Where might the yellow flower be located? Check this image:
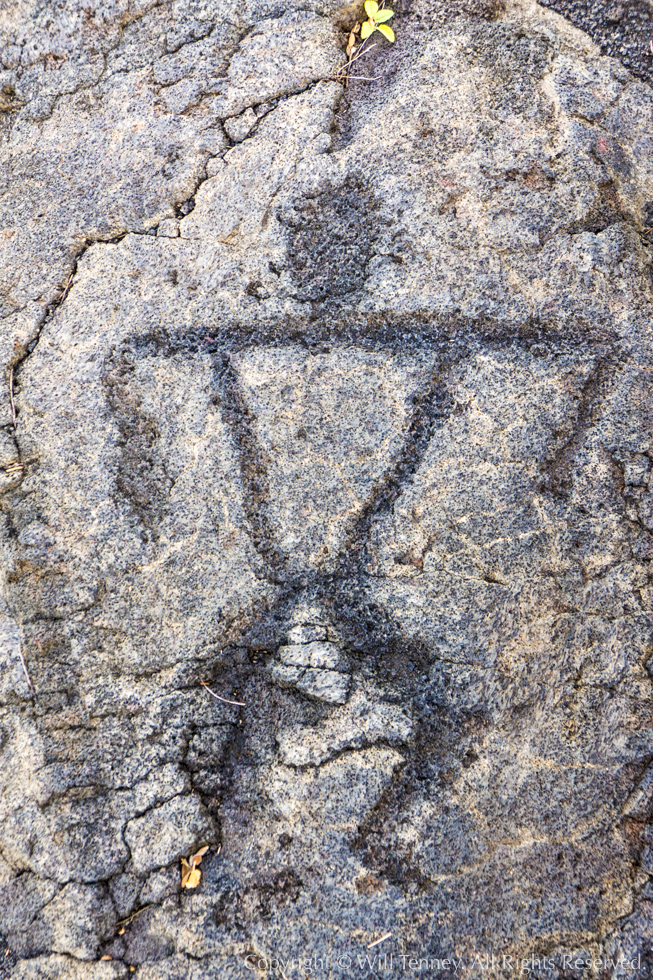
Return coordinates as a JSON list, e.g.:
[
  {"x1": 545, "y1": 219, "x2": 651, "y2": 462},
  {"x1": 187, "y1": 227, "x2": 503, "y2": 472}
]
[{"x1": 360, "y1": 0, "x2": 395, "y2": 41}]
